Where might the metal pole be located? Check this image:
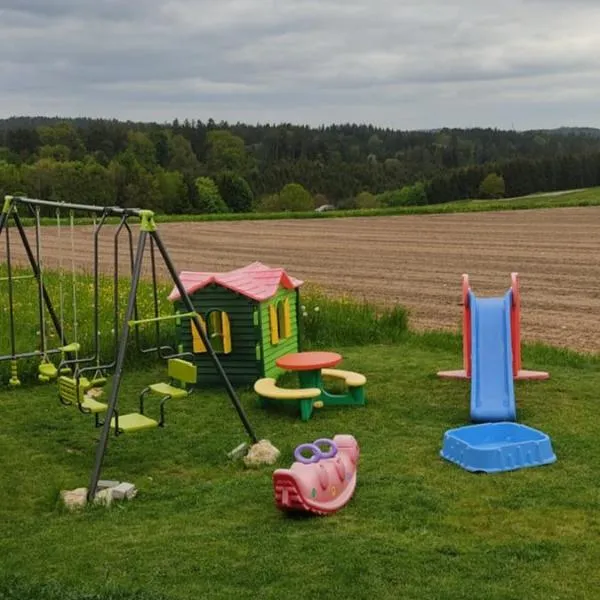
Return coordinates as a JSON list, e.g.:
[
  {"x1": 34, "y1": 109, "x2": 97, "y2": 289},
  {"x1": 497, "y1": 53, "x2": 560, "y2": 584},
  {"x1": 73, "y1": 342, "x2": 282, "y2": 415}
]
[
  {"x1": 33, "y1": 208, "x2": 47, "y2": 357},
  {"x1": 0, "y1": 348, "x2": 63, "y2": 362},
  {"x1": 5, "y1": 221, "x2": 17, "y2": 359},
  {"x1": 0, "y1": 211, "x2": 7, "y2": 239},
  {"x1": 151, "y1": 228, "x2": 259, "y2": 444},
  {"x1": 13, "y1": 196, "x2": 142, "y2": 217},
  {"x1": 87, "y1": 230, "x2": 149, "y2": 501}
]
